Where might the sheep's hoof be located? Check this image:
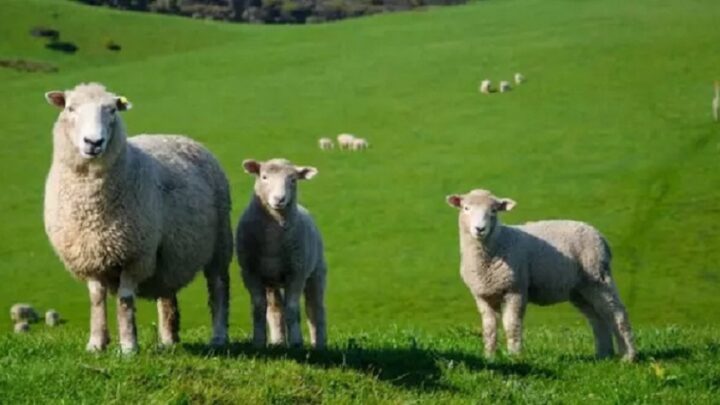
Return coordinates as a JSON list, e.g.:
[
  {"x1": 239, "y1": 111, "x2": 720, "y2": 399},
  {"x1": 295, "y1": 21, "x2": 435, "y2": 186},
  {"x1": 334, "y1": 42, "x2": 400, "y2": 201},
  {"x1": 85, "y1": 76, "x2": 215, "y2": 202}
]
[
  {"x1": 119, "y1": 344, "x2": 138, "y2": 356},
  {"x1": 621, "y1": 353, "x2": 637, "y2": 363},
  {"x1": 86, "y1": 340, "x2": 108, "y2": 353}
]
